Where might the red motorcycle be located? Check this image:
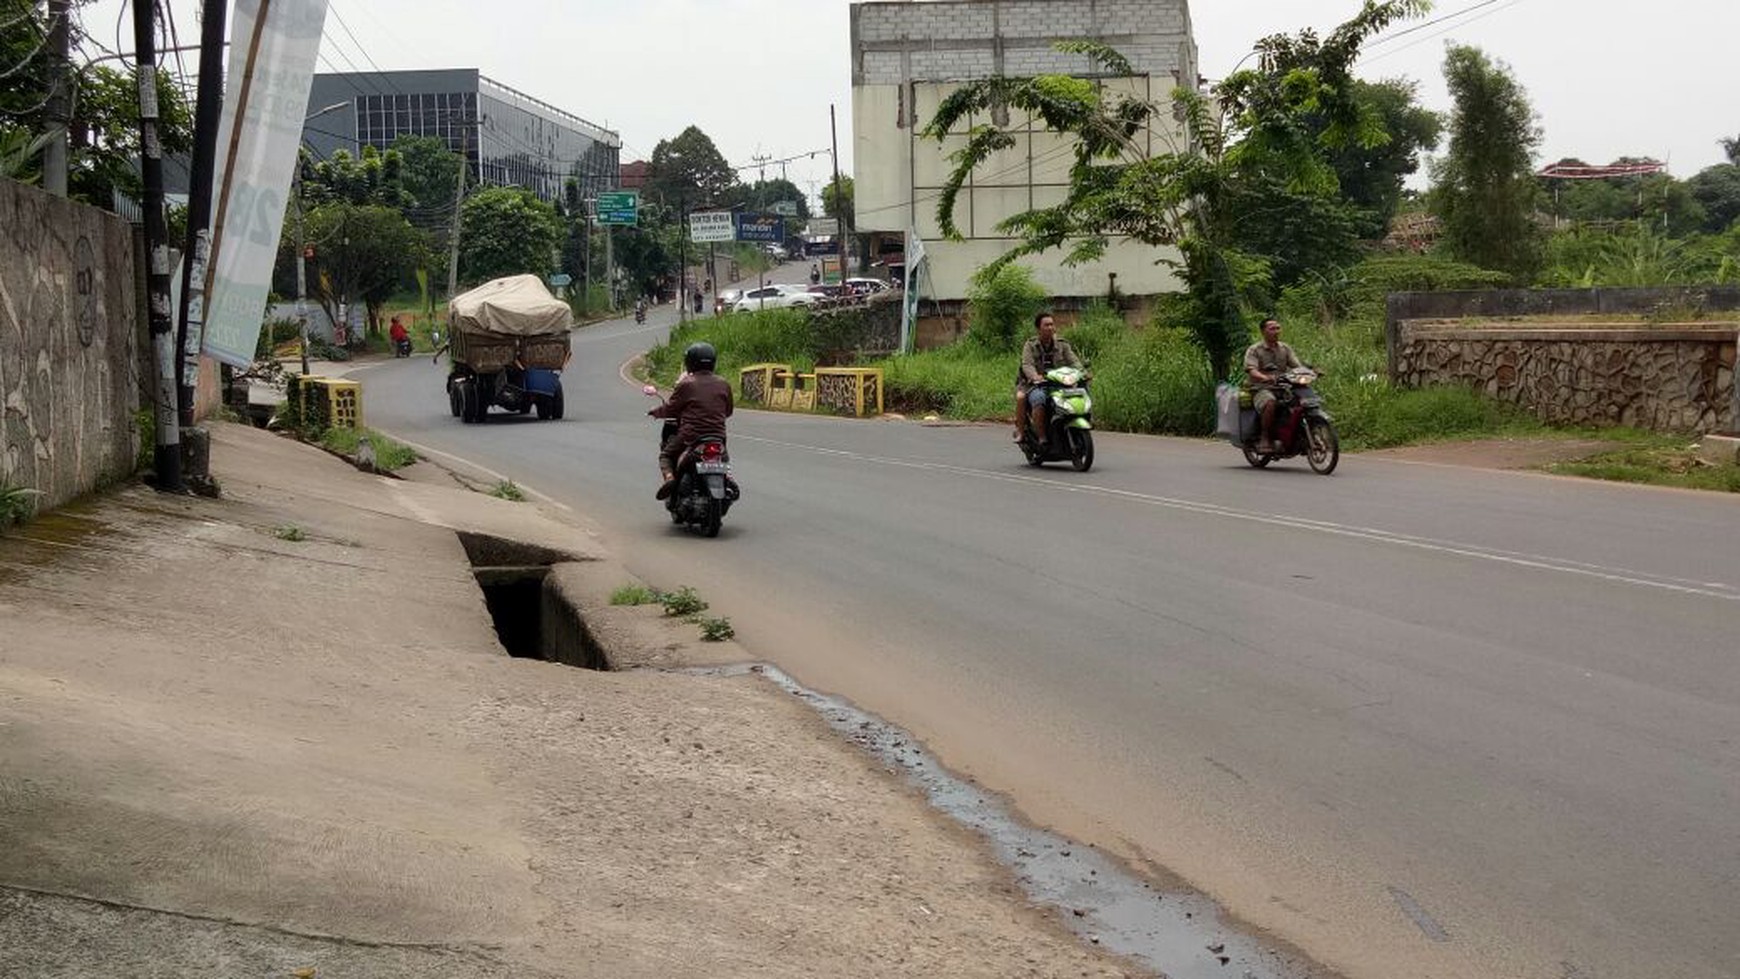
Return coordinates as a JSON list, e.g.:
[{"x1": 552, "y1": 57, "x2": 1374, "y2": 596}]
[{"x1": 1233, "y1": 366, "x2": 1339, "y2": 475}]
